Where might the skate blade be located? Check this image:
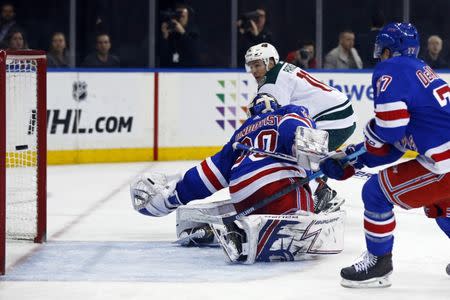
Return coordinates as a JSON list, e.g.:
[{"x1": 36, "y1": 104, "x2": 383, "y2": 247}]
[
  {"x1": 174, "y1": 229, "x2": 218, "y2": 247},
  {"x1": 319, "y1": 197, "x2": 345, "y2": 214},
  {"x1": 341, "y1": 273, "x2": 392, "y2": 288}
]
